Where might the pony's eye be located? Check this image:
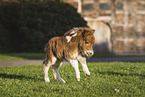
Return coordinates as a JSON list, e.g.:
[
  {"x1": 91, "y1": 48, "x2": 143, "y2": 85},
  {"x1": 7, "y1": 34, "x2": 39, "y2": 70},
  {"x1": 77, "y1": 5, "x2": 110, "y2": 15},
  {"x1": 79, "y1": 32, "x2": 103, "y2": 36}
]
[{"x1": 85, "y1": 41, "x2": 89, "y2": 44}]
